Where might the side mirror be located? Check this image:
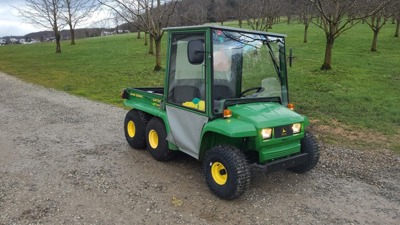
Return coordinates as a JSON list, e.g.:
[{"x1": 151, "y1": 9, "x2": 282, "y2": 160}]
[{"x1": 187, "y1": 40, "x2": 204, "y2": 64}]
